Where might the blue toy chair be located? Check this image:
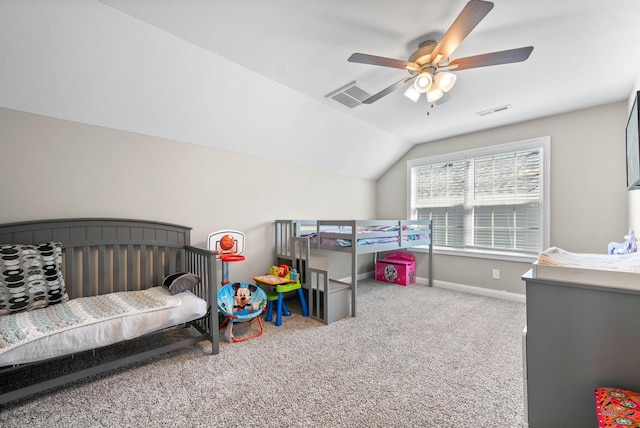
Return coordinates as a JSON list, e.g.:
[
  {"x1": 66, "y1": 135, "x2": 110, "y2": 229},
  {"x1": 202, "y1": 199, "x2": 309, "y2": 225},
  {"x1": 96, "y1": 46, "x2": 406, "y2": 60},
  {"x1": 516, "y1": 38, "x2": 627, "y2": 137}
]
[{"x1": 217, "y1": 282, "x2": 267, "y2": 342}]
